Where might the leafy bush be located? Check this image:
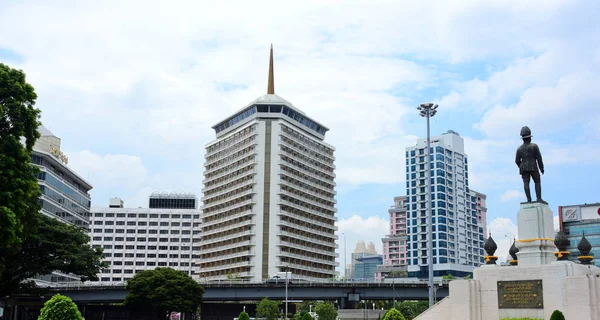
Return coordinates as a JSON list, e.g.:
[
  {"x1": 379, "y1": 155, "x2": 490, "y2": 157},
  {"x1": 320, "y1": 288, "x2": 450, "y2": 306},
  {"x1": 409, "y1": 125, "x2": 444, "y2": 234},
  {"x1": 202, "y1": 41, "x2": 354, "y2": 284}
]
[
  {"x1": 301, "y1": 313, "x2": 313, "y2": 320},
  {"x1": 315, "y1": 302, "x2": 337, "y2": 320},
  {"x1": 383, "y1": 308, "x2": 406, "y2": 320},
  {"x1": 38, "y1": 294, "x2": 83, "y2": 320},
  {"x1": 238, "y1": 311, "x2": 250, "y2": 320},
  {"x1": 549, "y1": 310, "x2": 565, "y2": 320},
  {"x1": 256, "y1": 298, "x2": 280, "y2": 320}
]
